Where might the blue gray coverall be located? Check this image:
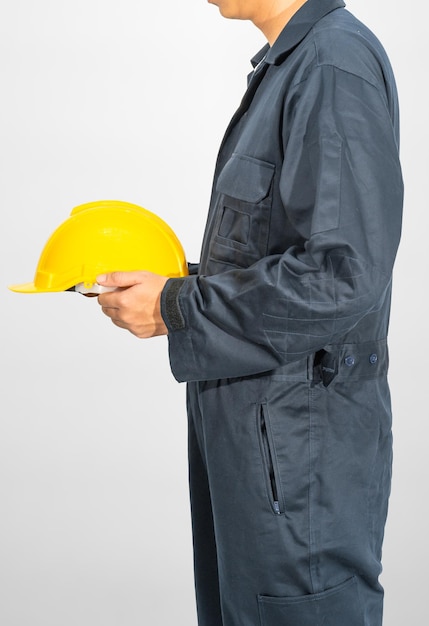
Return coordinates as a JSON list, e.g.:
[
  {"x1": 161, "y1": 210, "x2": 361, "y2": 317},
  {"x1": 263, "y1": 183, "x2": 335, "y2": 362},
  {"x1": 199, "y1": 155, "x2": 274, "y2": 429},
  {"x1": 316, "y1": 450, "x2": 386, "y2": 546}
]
[{"x1": 160, "y1": 1, "x2": 403, "y2": 624}]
